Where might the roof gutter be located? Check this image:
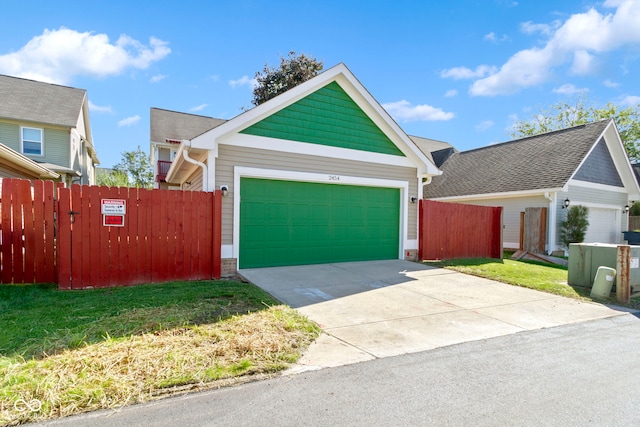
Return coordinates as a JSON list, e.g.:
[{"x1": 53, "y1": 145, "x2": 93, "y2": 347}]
[{"x1": 181, "y1": 139, "x2": 208, "y2": 191}]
